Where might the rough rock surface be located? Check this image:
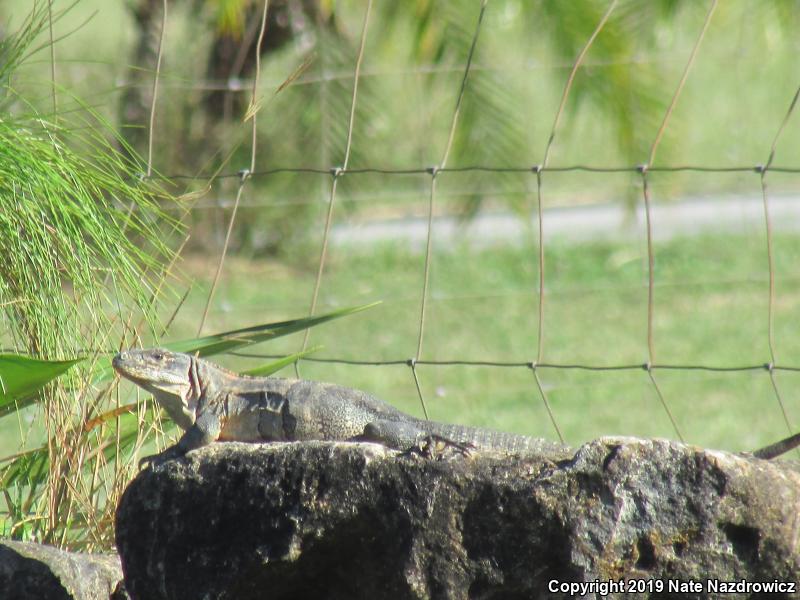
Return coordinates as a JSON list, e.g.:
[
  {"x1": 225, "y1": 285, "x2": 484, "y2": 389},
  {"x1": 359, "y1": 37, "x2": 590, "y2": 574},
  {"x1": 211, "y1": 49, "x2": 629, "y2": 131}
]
[
  {"x1": 116, "y1": 439, "x2": 800, "y2": 600},
  {"x1": 0, "y1": 540, "x2": 127, "y2": 600}
]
